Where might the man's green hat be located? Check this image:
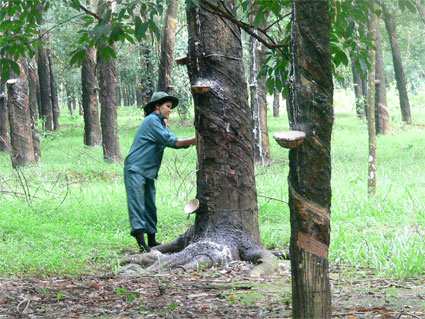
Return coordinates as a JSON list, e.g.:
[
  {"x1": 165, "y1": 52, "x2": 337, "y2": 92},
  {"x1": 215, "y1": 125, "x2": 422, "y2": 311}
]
[{"x1": 144, "y1": 91, "x2": 179, "y2": 111}]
